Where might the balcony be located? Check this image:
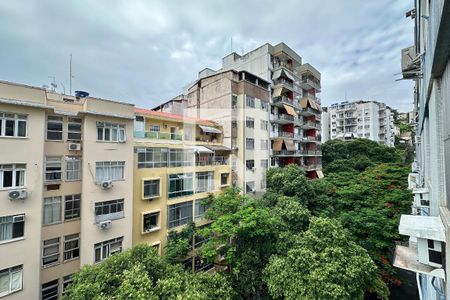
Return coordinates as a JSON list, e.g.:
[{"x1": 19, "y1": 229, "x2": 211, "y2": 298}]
[
  {"x1": 303, "y1": 164, "x2": 322, "y2": 171},
  {"x1": 271, "y1": 150, "x2": 302, "y2": 157},
  {"x1": 301, "y1": 120, "x2": 319, "y2": 129},
  {"x1": 303, "y1": 136, "x2": 319, "y2": 143},
  {"x1": 273, "y1": 78, "x2": 294, "y2": 90},
  {"x1": 300, "y1": 107, "x2": 320, "y2": 117},
  {"x1": 270, "y1": 131, "x2": 299, "y2": 139},
  {"x1": 273, "y1": 97, "x2": 301, "y2": 110},
  {"x1": 302, "y1": 150, "x2": 322, "y2": 156},
  {"x1": 195, "y1": 156, "x2": 229, "y2": 166},
  {"x1": 134, "y1": 131, "x2": 183, "y2": 141},
  {"x1": 270, "y1": 114, "x2": 299, "y2": 125}
]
